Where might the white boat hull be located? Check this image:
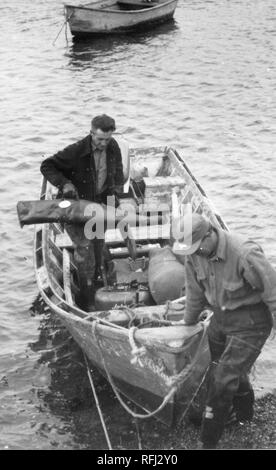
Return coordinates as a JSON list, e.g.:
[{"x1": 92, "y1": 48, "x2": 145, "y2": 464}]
[{"x1": 65, "y1": 1, "x2": 178, "y2": 37}]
